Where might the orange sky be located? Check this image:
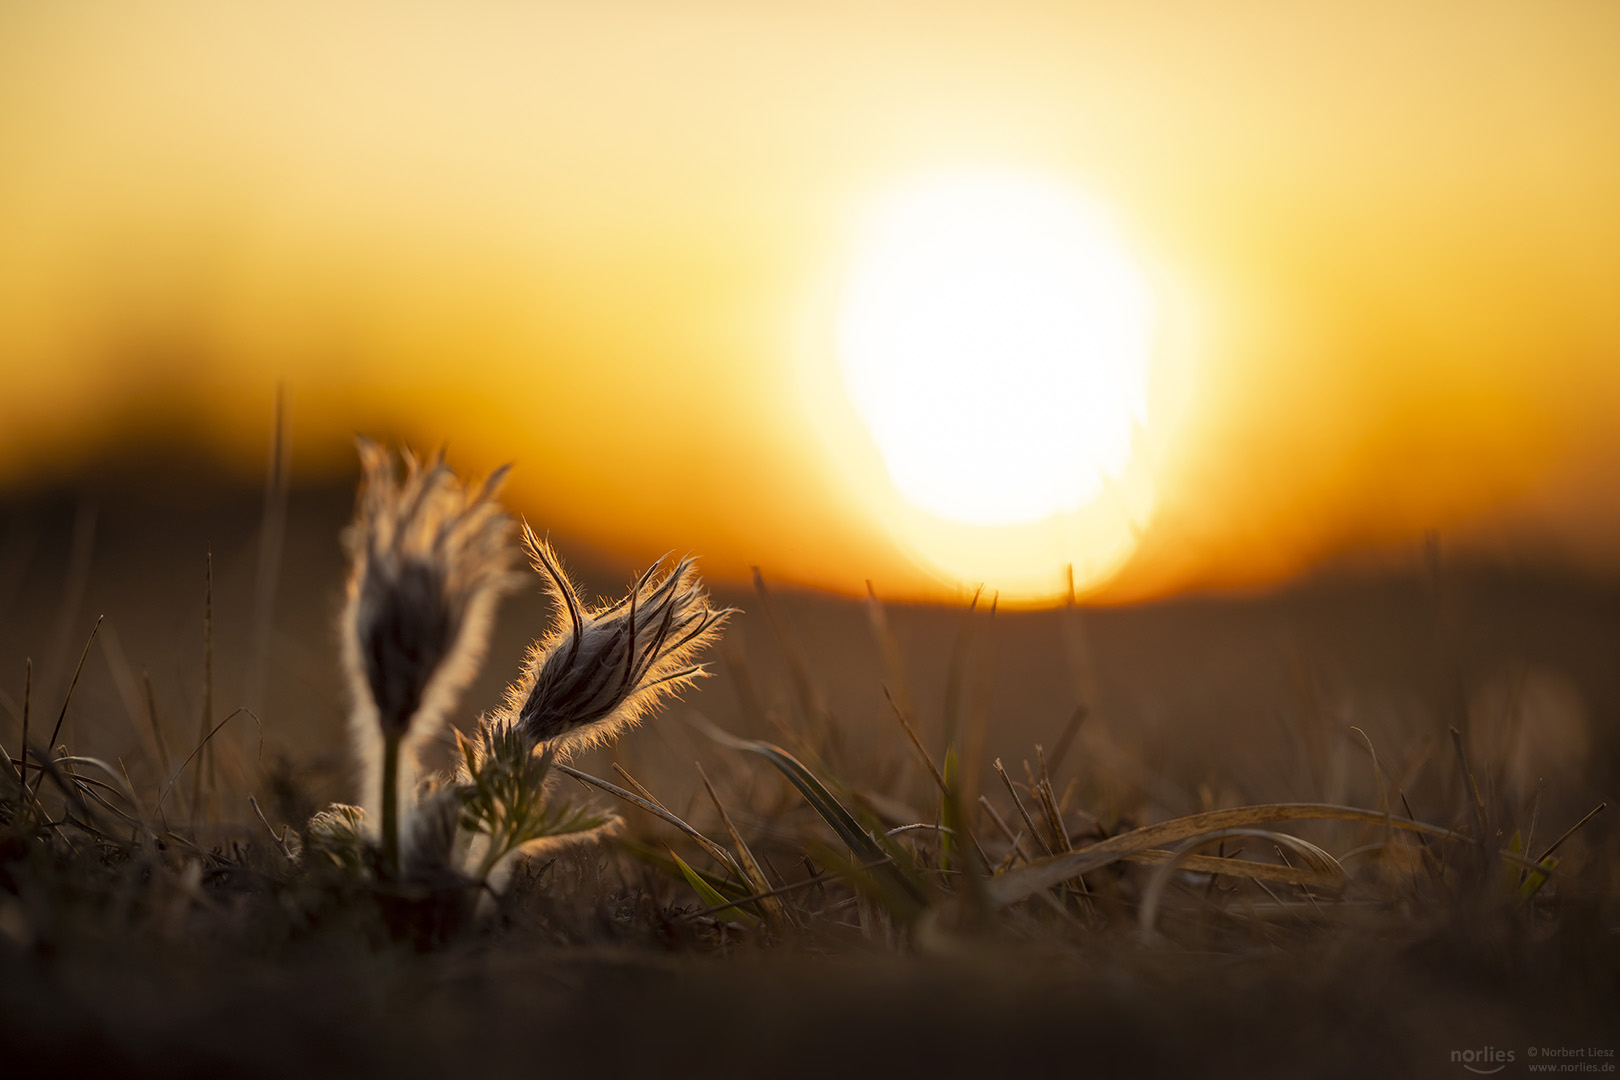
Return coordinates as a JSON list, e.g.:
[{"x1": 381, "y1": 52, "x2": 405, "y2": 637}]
[{"x1": 2, "y1": 2, "x2": 1618, "y2": 602}]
